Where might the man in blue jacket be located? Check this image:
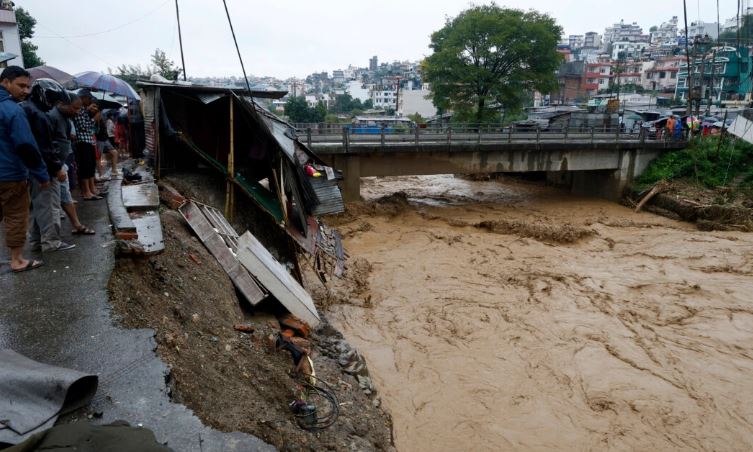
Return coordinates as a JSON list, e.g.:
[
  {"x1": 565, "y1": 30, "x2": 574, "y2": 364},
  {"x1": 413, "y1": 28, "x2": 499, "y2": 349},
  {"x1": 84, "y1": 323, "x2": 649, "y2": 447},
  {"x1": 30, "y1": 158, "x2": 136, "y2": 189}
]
[{"x1": 0, "y1": 66, "x2": 49, "y2": 272}]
